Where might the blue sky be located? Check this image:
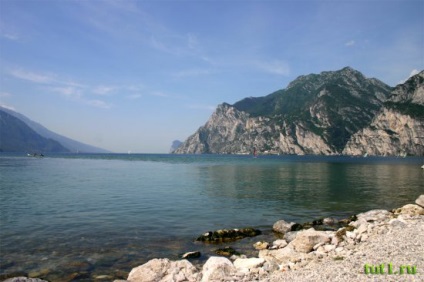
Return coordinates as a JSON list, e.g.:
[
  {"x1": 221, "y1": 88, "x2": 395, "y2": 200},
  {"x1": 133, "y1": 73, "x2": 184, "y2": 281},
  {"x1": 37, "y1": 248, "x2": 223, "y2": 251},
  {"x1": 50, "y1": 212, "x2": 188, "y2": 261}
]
[{"x1": 1, "y1": 0, "x2": 423, "y2": 153}]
